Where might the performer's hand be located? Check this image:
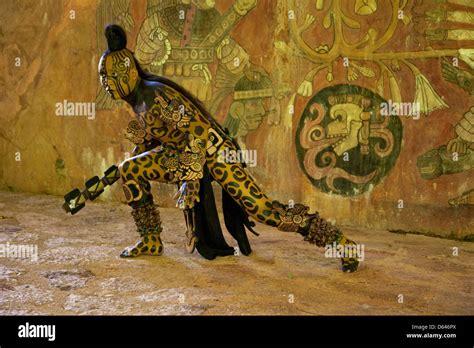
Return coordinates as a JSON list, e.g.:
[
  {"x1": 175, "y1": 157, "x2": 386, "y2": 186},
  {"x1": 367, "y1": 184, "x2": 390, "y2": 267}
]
[{"x1": 174, "y1": 181, "x2": 200, "y2": 209}]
